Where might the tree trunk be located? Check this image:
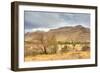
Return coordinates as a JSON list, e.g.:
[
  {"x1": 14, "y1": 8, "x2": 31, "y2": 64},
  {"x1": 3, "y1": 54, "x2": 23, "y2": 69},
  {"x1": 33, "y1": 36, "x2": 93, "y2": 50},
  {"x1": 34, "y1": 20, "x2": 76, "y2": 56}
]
[{"x1": 43, "y1": 46, "x2": 47, "y2": 54}]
